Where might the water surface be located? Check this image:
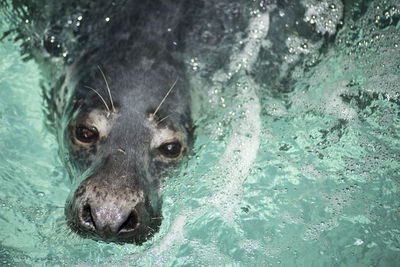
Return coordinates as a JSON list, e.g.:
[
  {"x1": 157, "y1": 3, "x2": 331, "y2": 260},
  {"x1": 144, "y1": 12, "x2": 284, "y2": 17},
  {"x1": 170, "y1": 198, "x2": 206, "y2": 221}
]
[{"x1": 1, "y1": 0, "x2": 399, "y2": 265}]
